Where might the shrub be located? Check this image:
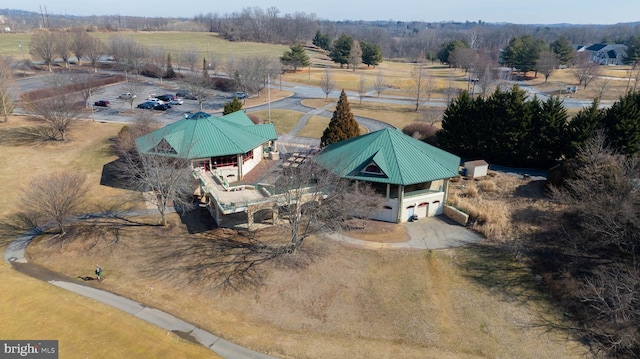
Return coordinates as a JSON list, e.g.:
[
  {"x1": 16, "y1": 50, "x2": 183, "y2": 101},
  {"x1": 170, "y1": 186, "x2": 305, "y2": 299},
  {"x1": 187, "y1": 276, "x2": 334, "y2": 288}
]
[{"x1": 477, "y1": 179, "x2": 497, "y2": 192}]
